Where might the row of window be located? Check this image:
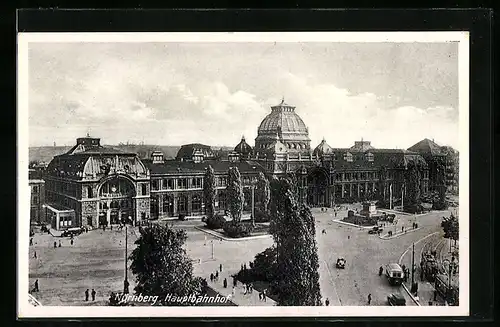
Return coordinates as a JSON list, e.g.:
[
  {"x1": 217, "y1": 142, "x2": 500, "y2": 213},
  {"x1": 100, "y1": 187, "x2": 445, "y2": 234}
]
[{"x1": 150, "y1": 175, "x2": 259, "y2": 191}]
